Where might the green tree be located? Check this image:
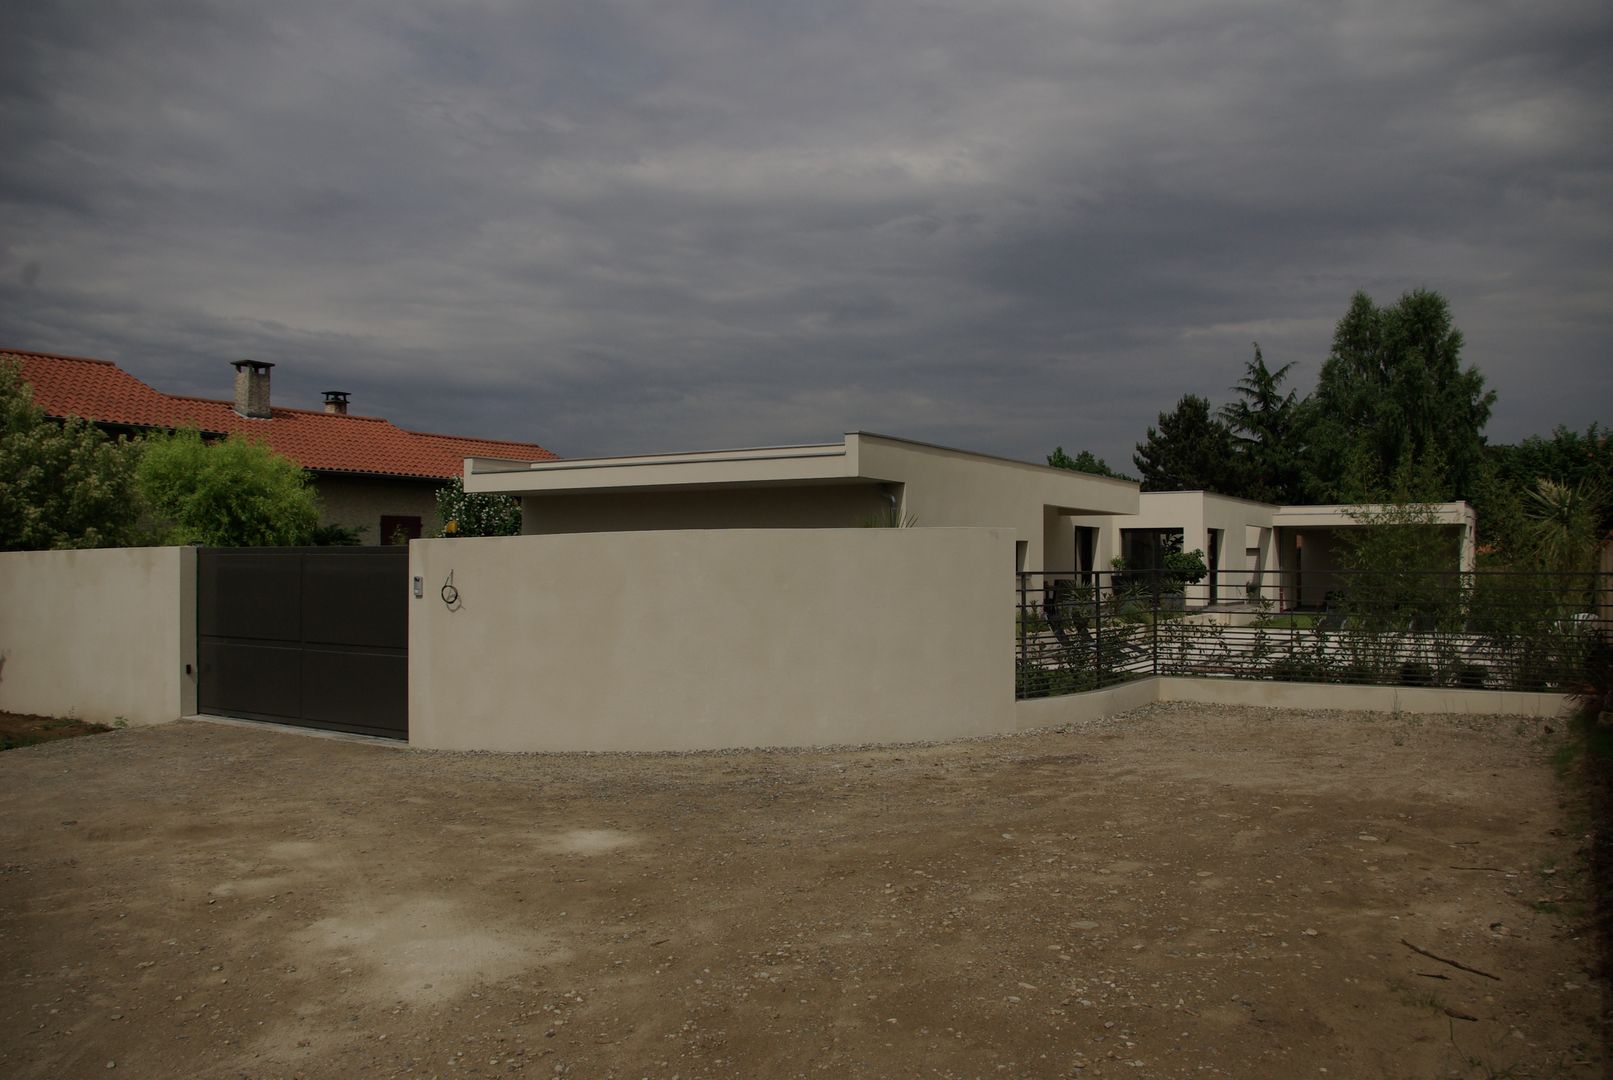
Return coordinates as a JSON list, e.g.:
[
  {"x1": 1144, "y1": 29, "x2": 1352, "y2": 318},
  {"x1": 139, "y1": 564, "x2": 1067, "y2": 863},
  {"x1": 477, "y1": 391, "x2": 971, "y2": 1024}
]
[
  {"x1": 1335, "y1": 470, "x2": 1464, "y2": 651},
  {"x1": 1306, "y1": 289, "x2": 1494, "y2": 502},
  {"x1": 1524, "y1": 478, "x2": 1603, "y2": 574},
  {"x1": 1, "y1": 360, "x2": 140, "y2": 550},
  {"x1": 1132, "y1": 394, "x2": 1242, "y2": 493},
  {"x1": 1046, "y1": 446, "x2": 1132, "y2": 480},
  {"x1": 137, "y1": 429, "x2": 320, "y2": 546},
  {"x1": 1220, "y1": 343, "x2": 1306, "y2": 503},
  {"x1": 1338, "y1": 492, "x2": 1458, "y2": 579},
  {"x1": 434, "y1": 476, "x2": 521, "y2": 537},
  {"x1": 1481, "y1": 423, "x2": 1612, "y2": 548}
]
